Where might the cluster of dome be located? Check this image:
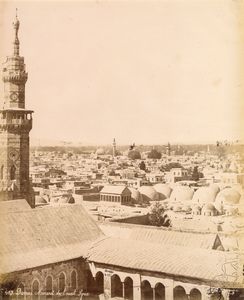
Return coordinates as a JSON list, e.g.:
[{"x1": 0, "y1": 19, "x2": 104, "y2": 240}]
[
  {"x1": 129, "y1": 184, "x2": 172, "y2": 204},
  {"x1": 35, "y1": 194, "x2": 75, "y2": 206},
  {"x1": 129, "y1": 183, "x2": 242, "y2": 217}
]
